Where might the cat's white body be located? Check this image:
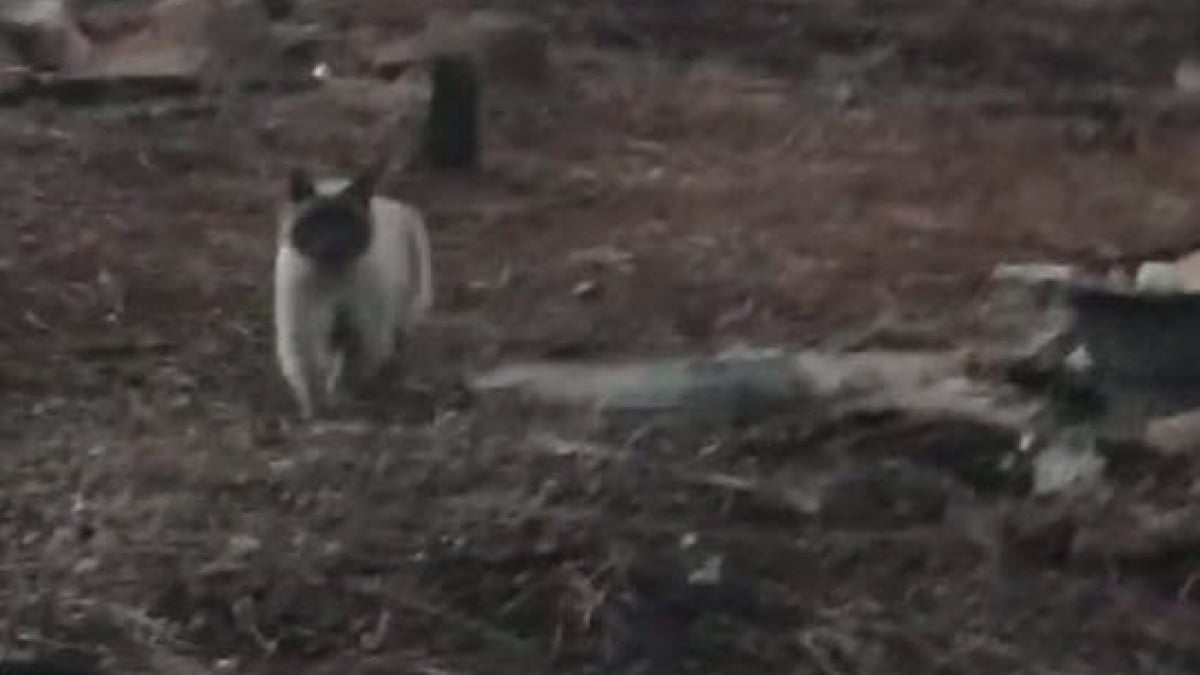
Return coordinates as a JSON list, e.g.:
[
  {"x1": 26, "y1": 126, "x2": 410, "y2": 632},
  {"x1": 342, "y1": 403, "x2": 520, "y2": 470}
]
[{"x1": 274, "y1": 178, "x2": 433, "y2": 417}]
